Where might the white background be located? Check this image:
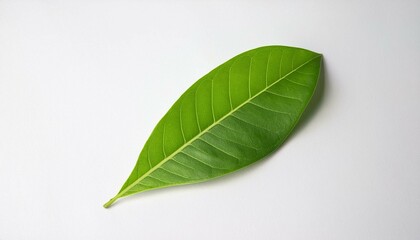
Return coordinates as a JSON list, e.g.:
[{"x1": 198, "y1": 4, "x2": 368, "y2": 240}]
[{"x1": 1, "y1": 0, "x2": 419, "y2": 239}]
